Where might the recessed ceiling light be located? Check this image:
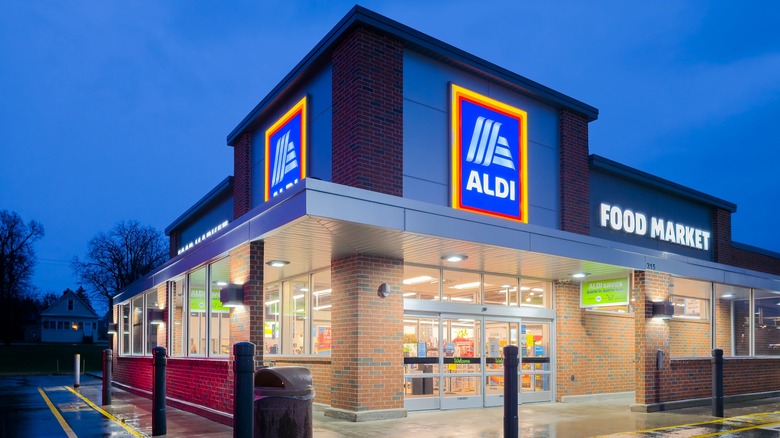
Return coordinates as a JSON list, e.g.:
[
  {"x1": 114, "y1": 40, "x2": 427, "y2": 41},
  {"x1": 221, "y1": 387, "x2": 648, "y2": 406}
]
[
  {"x1": 266, "y1": 260, "x2": 290, "y2": 267},
  {"x1": 571, "y1": 273, "x2": 589, "y2": 279},
  {"x1": 442, "y1": 255, "x2": 468, "y2": 263}
]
